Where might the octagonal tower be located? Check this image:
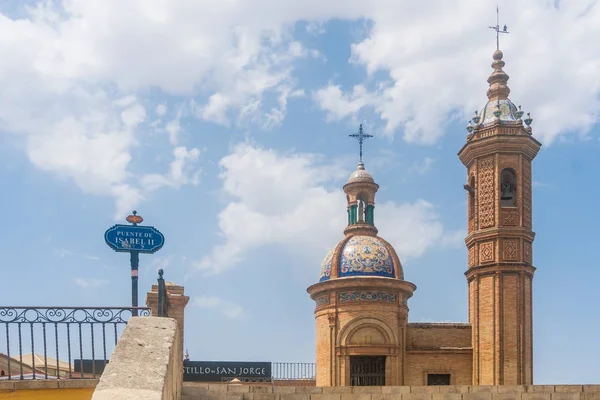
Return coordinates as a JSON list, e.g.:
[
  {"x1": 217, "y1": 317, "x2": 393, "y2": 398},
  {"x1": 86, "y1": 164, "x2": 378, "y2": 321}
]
[
  {"x1": 307, "y1": 157, "x2": 416, "y2": 387},
  {"x1": 459, "y1": 49, "x2": 541, "y2": 385}
]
